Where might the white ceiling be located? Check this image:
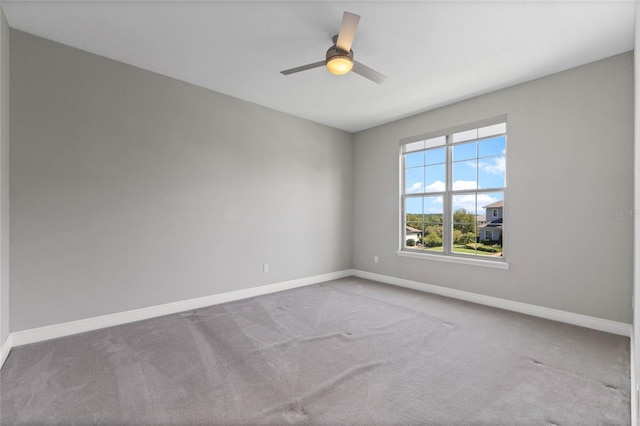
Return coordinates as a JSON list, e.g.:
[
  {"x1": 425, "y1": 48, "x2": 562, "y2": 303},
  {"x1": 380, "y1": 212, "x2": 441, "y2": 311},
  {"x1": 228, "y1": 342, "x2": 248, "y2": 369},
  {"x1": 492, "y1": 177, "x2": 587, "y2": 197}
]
[{"x1": 2, "y1": 1, "x2": 635, "y2": 133}]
